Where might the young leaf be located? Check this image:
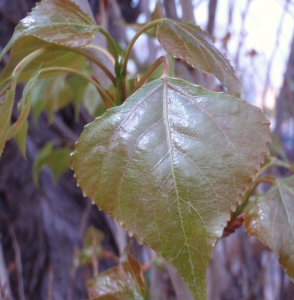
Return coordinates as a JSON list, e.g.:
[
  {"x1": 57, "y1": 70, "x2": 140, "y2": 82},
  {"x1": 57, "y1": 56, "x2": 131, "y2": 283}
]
[
  {"x1": 33, "y1": 142, "x2": 71, "y2": 185},
  {"x1": 157, "y1": 19, "x2": 241, "y2": 97},
  {"x1": 0, "y1": 90, "x2": 14, "y2": 156},
  {"x1": 0, "y1": 0, "x2": 99, "y2": 61},
  {"x1": 9, "y1": 69, "x2": 41, "y2": 138},
  {"x1": 88, "y1": 254, "x2": 146, "y2": 300},
  {"x1": 244, "y1": 176, "x2": 294, "y2": 281},
  {"x1": 72, "y1": 76, "x2": 270, "y2": 299},
  {"x1": 0, "y1": 36, "x2": 85, "y2": 84},
  {"x1": 31, "y1": 76, "x2": 73, "y2": 123},
  {"x1": 45, "y1": 148, "x2": 71, "y2": 183},
  {"x1": 14, "y1": 120, "x2": 29, "y2": 159}
]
